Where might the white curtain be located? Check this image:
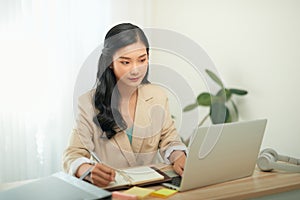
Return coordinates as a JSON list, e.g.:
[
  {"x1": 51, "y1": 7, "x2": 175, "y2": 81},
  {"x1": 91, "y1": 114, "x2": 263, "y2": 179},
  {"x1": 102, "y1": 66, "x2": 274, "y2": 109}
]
[{"x1": 0, "y1": 0, "x2": 111, "y2": 182}]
